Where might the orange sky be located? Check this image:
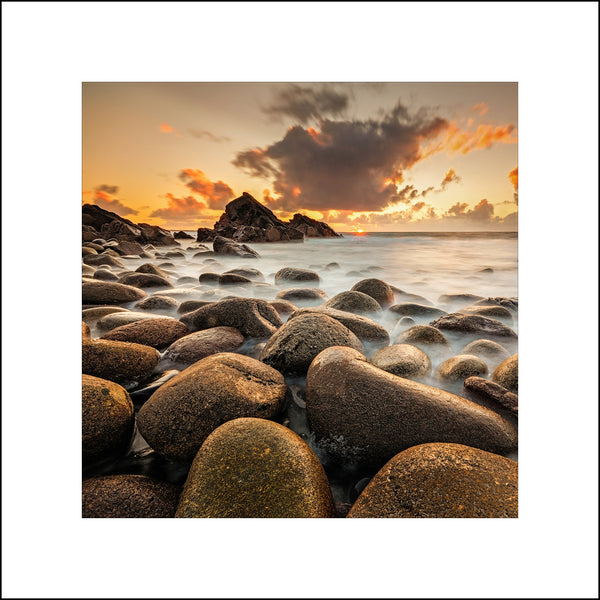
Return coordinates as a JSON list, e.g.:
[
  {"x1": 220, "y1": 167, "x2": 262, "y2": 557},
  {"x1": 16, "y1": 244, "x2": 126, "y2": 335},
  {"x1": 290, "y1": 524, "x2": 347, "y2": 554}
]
[{"x1": 82, "y1": 82, "x2": 518, "y2": 232}]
